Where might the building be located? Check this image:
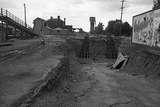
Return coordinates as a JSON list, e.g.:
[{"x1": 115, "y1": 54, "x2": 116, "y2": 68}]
[
  {"x1": 46, "y1": 16, "x2": 65, "y2": 29},
  {"x1": 33, "y1": 16, "x2": 73, "y2": 35},
  {"x1": 33, "y1": 18, "x2": 45, "y2": 35}
]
